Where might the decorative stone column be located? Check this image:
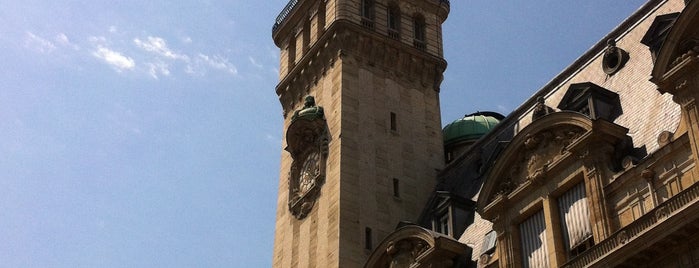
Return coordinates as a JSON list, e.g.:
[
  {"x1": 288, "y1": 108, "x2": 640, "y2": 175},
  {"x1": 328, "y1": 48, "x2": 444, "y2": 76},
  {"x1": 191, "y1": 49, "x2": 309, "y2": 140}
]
[
  {"x1": 577, "y1": 141, "x2": 617, "y2": 241},
  {"x1": 493, "y1": 219, "x2": 521, "y2": 268}
]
